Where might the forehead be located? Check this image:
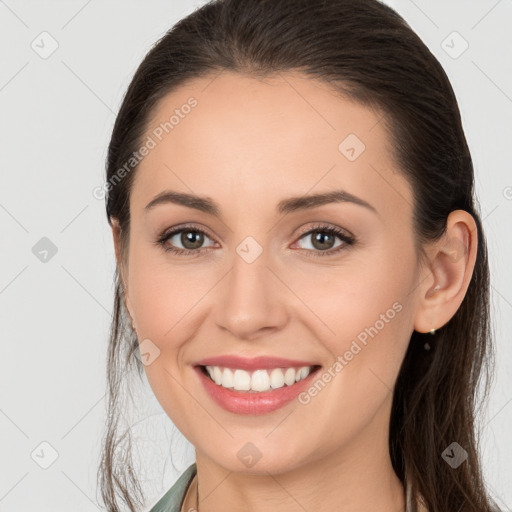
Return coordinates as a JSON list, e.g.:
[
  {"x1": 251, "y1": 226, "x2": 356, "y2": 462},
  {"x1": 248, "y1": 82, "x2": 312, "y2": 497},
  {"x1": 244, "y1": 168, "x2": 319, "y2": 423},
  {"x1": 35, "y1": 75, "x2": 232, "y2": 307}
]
[{"x1": 131, "y1": 70, "x2": 413, "y2": 226}]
